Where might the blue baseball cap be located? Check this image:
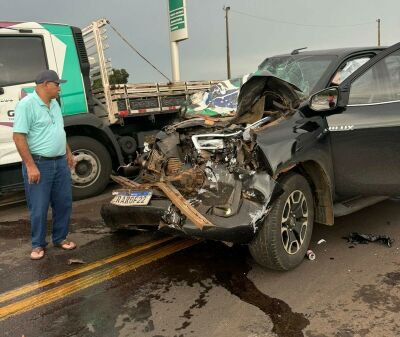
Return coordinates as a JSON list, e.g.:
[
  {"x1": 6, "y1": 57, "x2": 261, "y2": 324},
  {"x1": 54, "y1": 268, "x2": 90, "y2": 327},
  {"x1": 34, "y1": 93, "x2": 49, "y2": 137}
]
[{"x1": 35, "y1": 70, "x2": 67, "y2": 84}]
